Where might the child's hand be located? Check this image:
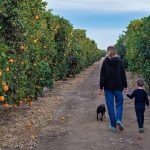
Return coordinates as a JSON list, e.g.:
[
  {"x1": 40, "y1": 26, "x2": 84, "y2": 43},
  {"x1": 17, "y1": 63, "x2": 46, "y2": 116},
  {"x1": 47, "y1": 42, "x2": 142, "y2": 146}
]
[{"x1": 98, "y1": 89, "x2": 103, "y2": 96}]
